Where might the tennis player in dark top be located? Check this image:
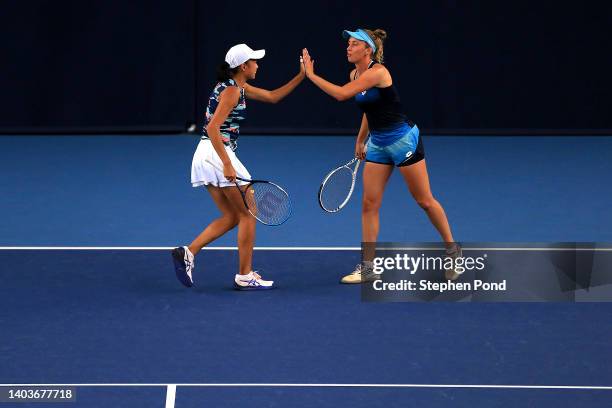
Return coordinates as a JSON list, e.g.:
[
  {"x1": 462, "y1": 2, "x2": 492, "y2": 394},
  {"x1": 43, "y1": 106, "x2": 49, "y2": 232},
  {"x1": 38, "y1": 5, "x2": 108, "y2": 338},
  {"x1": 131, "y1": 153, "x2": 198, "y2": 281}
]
[{"x1": 302, "y1": 29, "x2": 462, "y2": 283}]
